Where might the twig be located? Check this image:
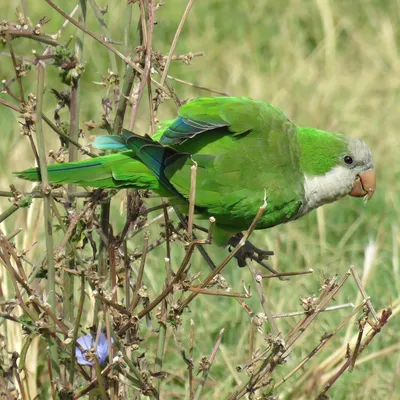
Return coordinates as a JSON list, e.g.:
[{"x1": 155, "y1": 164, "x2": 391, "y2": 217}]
[
  {"x1": 47, "y1": 356, "x2": 56, "y2": 400},
  {"x1": 94, "y1": 199, "x2": 111, "y2": 321},
  {"x1": 6, "y1": 34, "x2": 24, "y2": 102},
  {"x1": 273, "y1": 303, "x2": 355, "y2": 319},
  {"x1": 178, "y1": 192, "x2": 268, "y2": 312},
  {"x1": 93, "y1": 358, "x2": 108, "y2": 400},
  {"x1": 0, "y1": 204, "x2": 19, "y2": 224},
  {"x1": 285, "y1": 273, "x2": 351, "y2": 350},
  {"x1": 118, "y1": 238, "x2": 202, "y2": 335},
  {"x1": 44, "y1": 0, "x2": 169, "y2": 94},
  {"x1": 88, "y1": 0, "x2": 118, "y2": 73},
  {"x1": 128, "y1": 0, "x2": 155, "y2": 130},
  {"x1": 69, "y1": 272, "x2": 86, "y2": 385},
  {"x1": 3, "y1": 28, "x2": 59, "y2": 46},
  {"x1": 130, "y1": 232, "x2": 150, "y2": 312},
  {"x1": 5, "y1": 228, "x2": 22, "y2": 241},
  {"x1": 348, "y1": 308, "x2": 368, "y2": 373},
  {"x1": 154, "y1": 256, "x2": 169, "y2": 395},
  {"x1": 94, "y1": 293, "x2": 131, "y2": 316},
  {"x1": 162, "y1": 199, "x2": 172, "y2": 261},
  {"x1": 0, "y1": 97, "x2": 21, "y2": 112},
  {"x1": 194, "y1": 328, "x2": 224, "y2": 400},
  {"x1": 55, "y1": 189, "x2": 103, "y2": 252},
  {"x1": 42, "y1": 113, "x2": 97, "y2": 157},
  {"x1": 64, "y1": 0, "x2": 86, "y2": 328},
  {"x1": 166, "y1": 75, "x2": 229, "y2": 96},
  {"x1": 261, "y1": 268, "x2": 314, "y2": 279},
  {"x1": 35, "y1": 61, "x2": 59, "y2": 371},
  {"x1": 110, "y1": 327, "x2": 154, "y2": 394},
  {"x1": 50, "y1": 4, "x2": 79, "y2": 40},
  {"x1": 316, "y1": 308, "x2": 392, "y2": 398},
  {"x1": 187, "y1": 286, "x2": 250, "y2": 298},
  {"x1": 187, "y1": 160, "x2": 197, "y2": 240},
  {"x1": 189, "y1": 319, "x2": 195, "y2": 400},
  {"x1": 131, "y1": 207, "x2": 174, "y2": 238},
  {"x1": 168, "y1": 51, "x2": 204, "y2": 62},
  {"x1": 159, "y1": 0, "x2": 196, "y2": 86},
  {"x1": 274, "y1": 299, "x2": 368, "y2": 390},
  {"x1": 0, "y1": 190, "x2": 93, "y2": 199},
  {"x1": 350, "y1": 265, "x2": 379, "y2": 323},
  {"x1": 248, "y1": 264, "x2": 280, "y2": 336},
  {"x1": 73, "y1": 363, "x2": 115, "y2": 399}
]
